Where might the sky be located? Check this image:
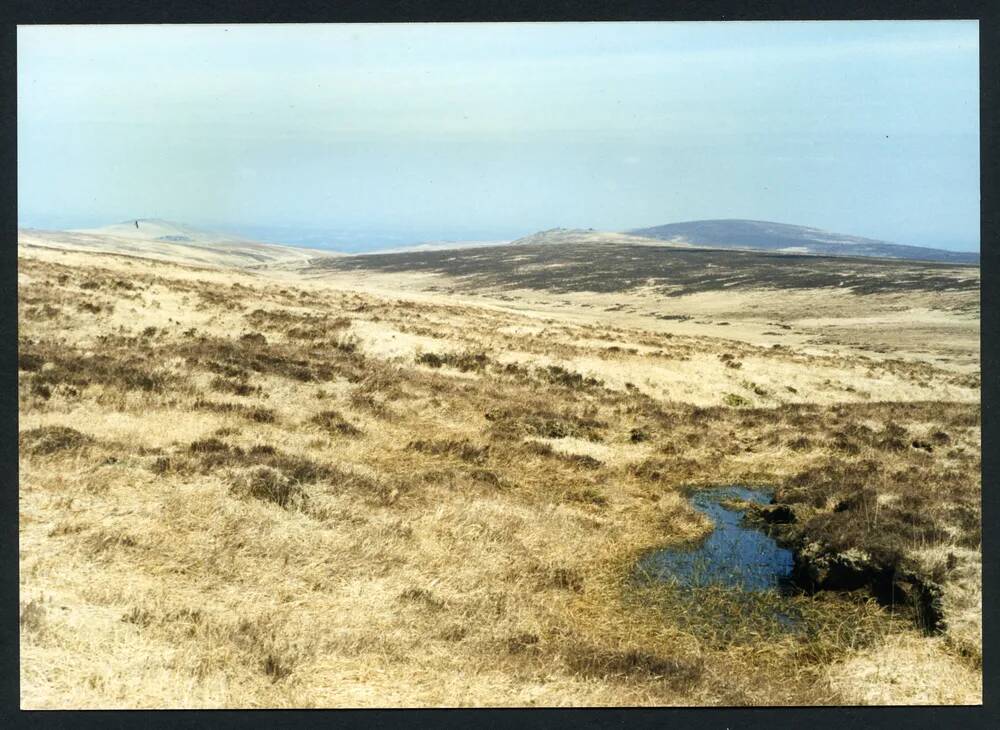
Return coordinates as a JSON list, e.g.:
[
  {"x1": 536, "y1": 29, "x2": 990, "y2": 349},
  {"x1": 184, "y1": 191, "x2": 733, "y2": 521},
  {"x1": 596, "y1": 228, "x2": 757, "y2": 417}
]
[{"x1": 17, "y1": 21, "x2": 980, "y2": 252}]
